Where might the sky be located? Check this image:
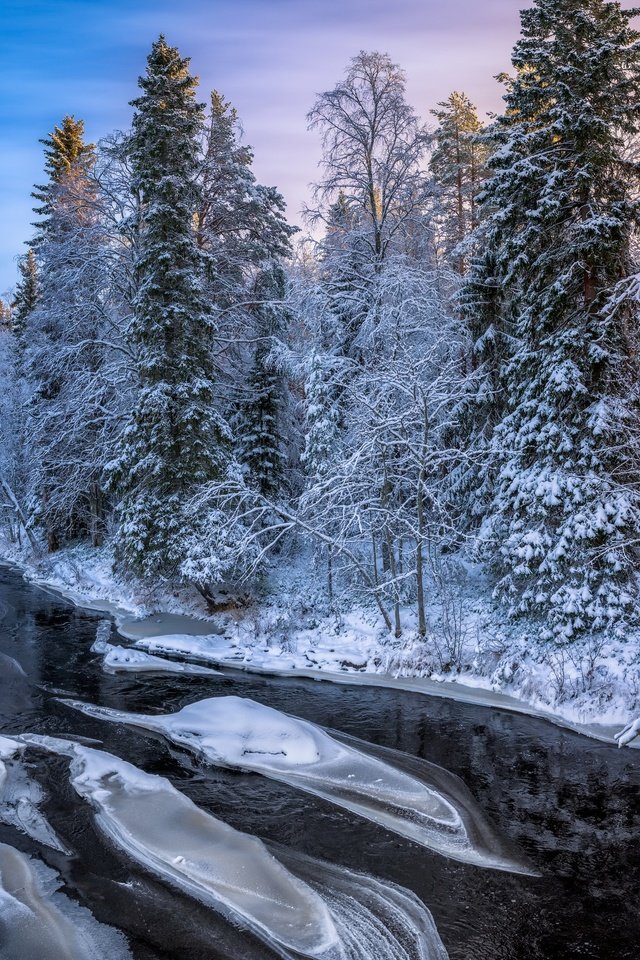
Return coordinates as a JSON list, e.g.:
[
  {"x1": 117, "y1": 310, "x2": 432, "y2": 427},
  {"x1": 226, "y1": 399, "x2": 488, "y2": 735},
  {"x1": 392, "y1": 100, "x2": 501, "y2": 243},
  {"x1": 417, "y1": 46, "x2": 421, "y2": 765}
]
[{"x1": 0, "y1": 0, "x2": 630, "y2": 294}]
